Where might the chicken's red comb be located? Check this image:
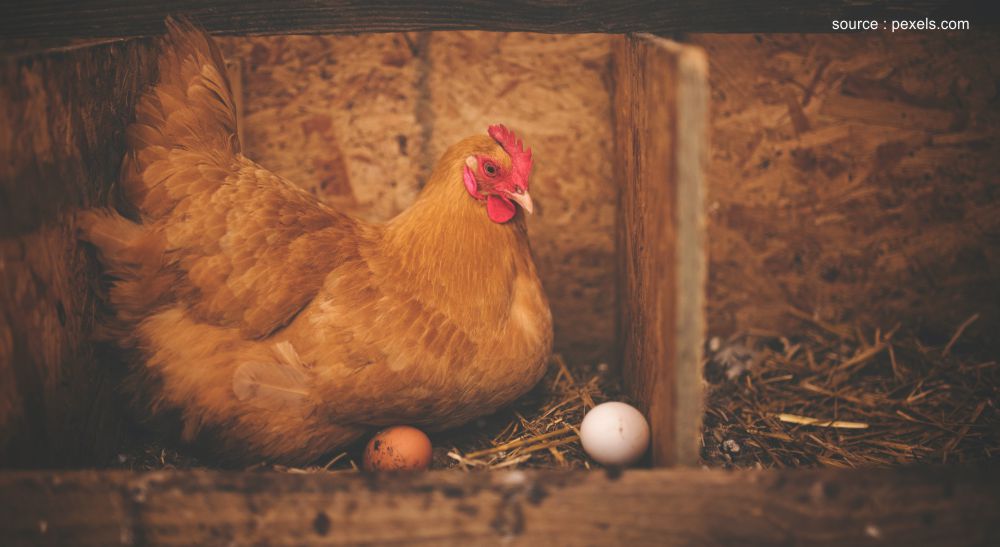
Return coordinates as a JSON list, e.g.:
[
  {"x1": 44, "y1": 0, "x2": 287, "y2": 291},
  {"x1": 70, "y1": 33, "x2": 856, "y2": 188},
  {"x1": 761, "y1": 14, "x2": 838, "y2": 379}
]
[{"x1": 488, "y1": 124, "x2": 533, "y2": 188}]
